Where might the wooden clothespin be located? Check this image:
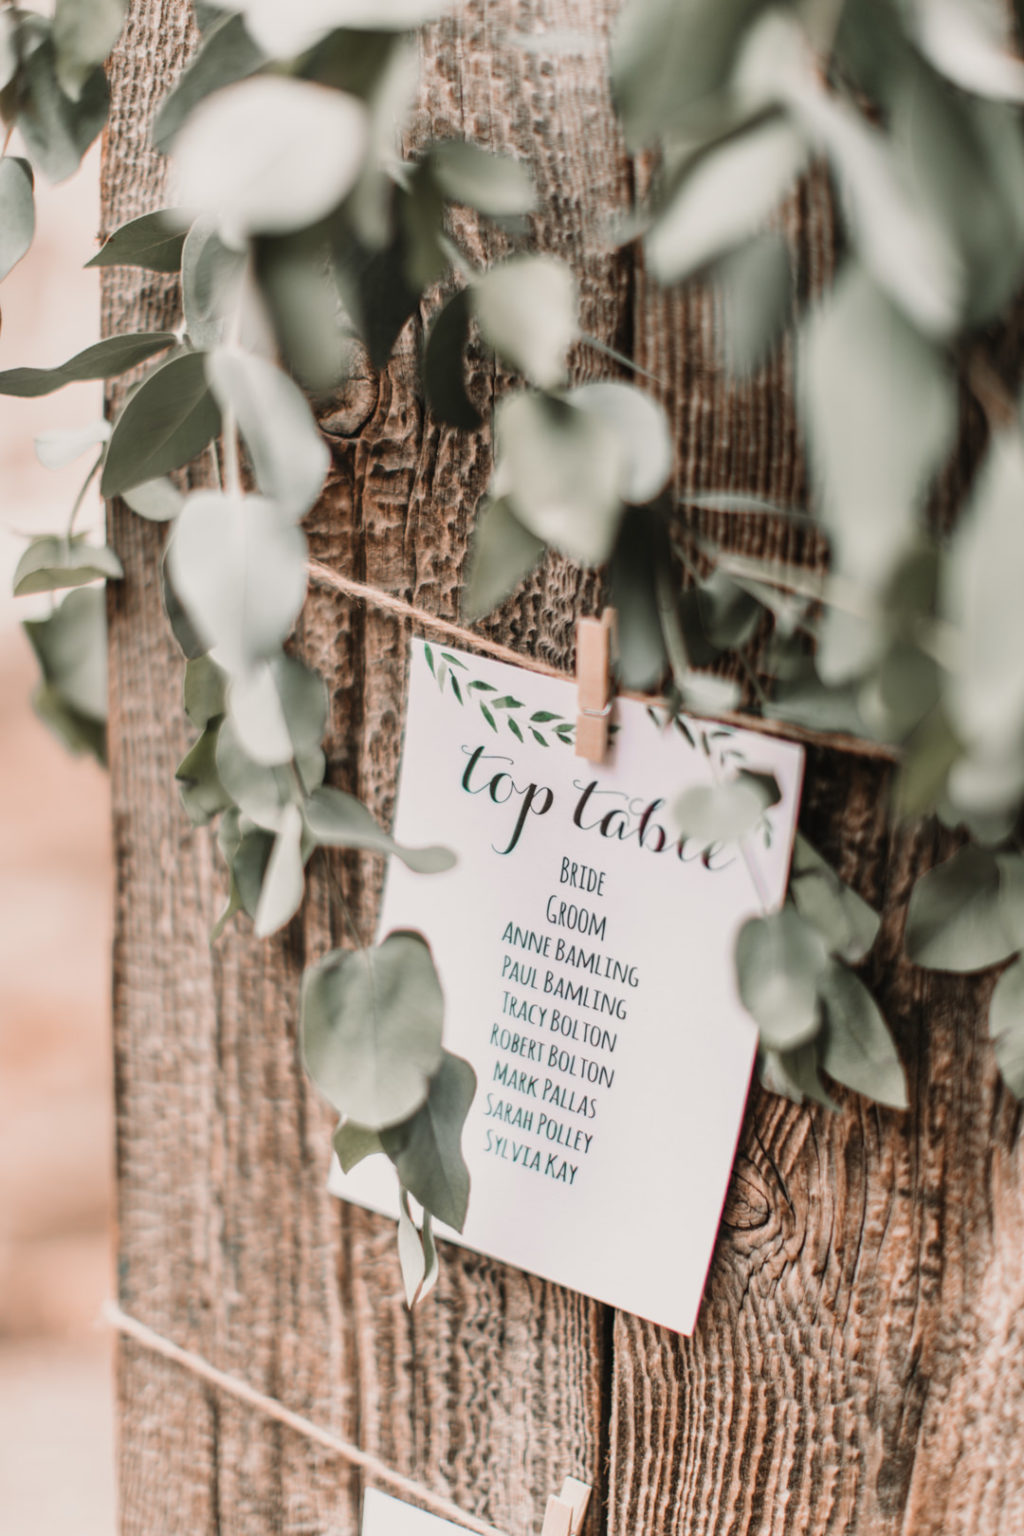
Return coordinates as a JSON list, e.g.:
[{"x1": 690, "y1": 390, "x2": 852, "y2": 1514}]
[
  {"x1": 575, "y1": 609, "x2": 617, "y2": 763},
  {"x1": 540, "y1": 1478, "x2": 591, "y2": 1536}
]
